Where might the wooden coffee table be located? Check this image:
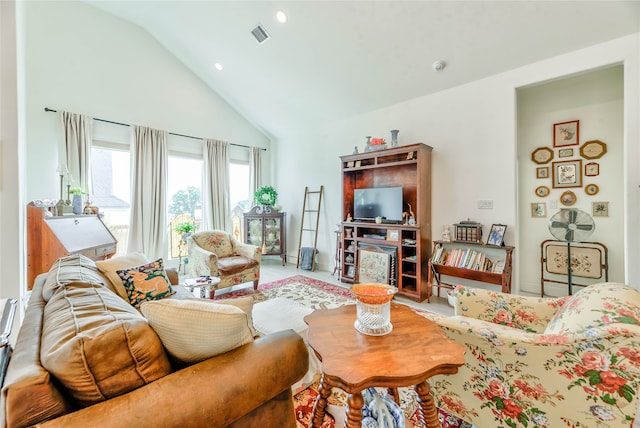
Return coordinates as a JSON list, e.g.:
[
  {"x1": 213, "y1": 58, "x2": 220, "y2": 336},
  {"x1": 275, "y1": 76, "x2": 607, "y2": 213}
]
[{"x1": 304, "y1": 303, "x2": 465, "y2": 428}]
